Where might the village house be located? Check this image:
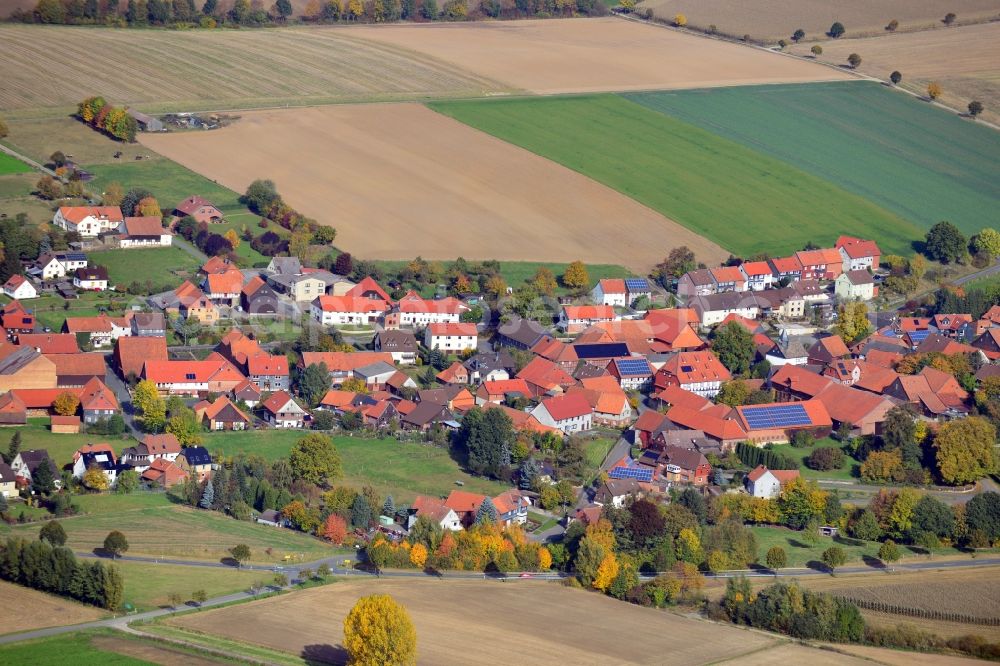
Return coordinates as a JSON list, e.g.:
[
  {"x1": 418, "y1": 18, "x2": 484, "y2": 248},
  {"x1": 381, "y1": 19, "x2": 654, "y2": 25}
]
[
  {"x1": 73, "y1": 266, "x2": 109, "y2": 292},
  {"x1": 569, "y1": 376, "x2": 632, "y2": 427},
  {"x1": 311, "y1": 295, "x2": 388, "y2": 326},
  {"x1": 63, "y1": 313, "x2": 131, "y2": 349},
  {"x1": 0, "y1": 461, "x2": 17, "y2": 497},
  {"x1": 0, "y1": 392, "x2": 27, "y2": 425},
  {"x1": 400, "y1": 401, "x2": 452, "y2": 432},
  {"x1": 180, "y1": 295, "x2": 219, "y2": 324},
  {"x1": 232, "y1": 378, "x2": 262, "y2": 408},
  {"x1": 735, "y1": 400, "x2": 832, "y2": 445},
  {"x1": 710, "y1": 266, "x2": 748, "y2": 293},
  {"x1": 117, "y1": 216, "x2": 172, "y2": 248},
  {"x1": 241, "y1": 277, "x2": 281, "y2": 316},
  {"x1": 425, "y1": 322, "x2": 477, "y2": 353},
  {"x1": 373, "y1": 329, "x2": 418, "y2": 365},
  {"x1": 17, "y1": 332, "x2": 80, "y2": 354},
  {"x1": 79, "y1": 377, "x2": 119, "y2": 424},
  {"x1": 177, "y1": 446, "x2": 213, "y2": 481},
  {"x1": 73, "y1": 449, "x2": 121, "y2": 487},
  {"x1": 3, "y1": 275, "x2": 37, "y2": 300},
  {"x1": 199, "y1": 396, "x2": 251, "y2": 431},
  {"x1": 594, "y1": 478, "x2": 642, "y2": 508},
  {"x1": 768, "y1": 255, "x2": 803, "y2": 283},
  {"x1": 121, "y1": 433, "x2": 182, "y2": 472},
  {"x1": 48, "y1": 353, "x2": 107, "y2": 387},
  {"x1": 495, "y1": 317, "x2": 550, "y2": 350},
  {"x1": 300, "y1": 351, "x2": 394, "y2": 385},
  {"x1": 530, "y1": 392, "x2": 593, "y2": 434},
  {"x1": 0, "y1": 348, "x2": 57, "y2": 392},
  {"x1": 836, "y1": 236, "x2": 881, "y2": 272},
  {"x1": 11, "y1": 449, "x2": 56, "y2": 484},
  {"x1": 835, "y1": 270, "x2": 876, "y2": 302},
  {"x1": 436, "y1": 361, "x2": 469, "y2": 385},
  {"x1": 795, "y1": 248, "x2": 844, "y2": 281},
  {"x1": 463, "y1": 350, "x2": 516, "y2": 383},
  {"x1": 739, "y1": 261, "x2": 775, "y2": 291},
  {"x1": 392, "y1": 291, "x2": 468, "y2": 327},
  {"x1": 131, "y1": 312, "x2": 166, "y2": 337},
  {"x1": 1, "y1": 300, "x2": 35, "y2": 335},
  {"x1": 591, "y1": 278, "x2": 628, "y2": 307},
  {"x1": 32, "y1": 252, "x2": 88, "y2": 281},
  {"x1": 607, "y1": 357, "x2": 654, "y2": 391},
  {"x1": 142, "y1": 356, "x2": 245, "y2": 395},
  {"x1": 517, "y1": 356, "x2": 576, "y2": 398},
  {"x1": 246, "y1": 353, "x2": 289, "y2": 392},
  {"x1": 267, "y1": 271, "x2": 329, "y2": 303},
  {"x1": 353, "y1": 361, "x2": 399, "y2": 391},
  {"x1": 746, "y1": 465, "x2": 801, "y2": 499},
  {"x1": 559, "y1": 305, "x2": 616, "y2": 333},
  {"x1": 689, "y1": 291, "x2": 760, "y2": 327},
  {"x1": 475, "y1": 378, "x2": 532, "y2": 406},
  {"x1": 203, "y1": 268, "x2": 243, "y2": 307},
  {"x1": 53, "y1": 206, "x2": 123, "y2": 237},
  {"x1": 173, "y1": 196, "x2": 223, "y2": 224},
  {"x1": 655, "y1": 351, "x2": 730, "y2": 398},
  {"x1": 408, "y1": 495, "x2": 463, "y2": 531},
  {"x1": 261, "y1": 391, "x2": 308, "y2": 428},
  {"x1": 677, "y1": 269, "x2": 717, "y2": 299},
  {"x1": 141, "y1": 458, "x2": 188, "y2": 488}
]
